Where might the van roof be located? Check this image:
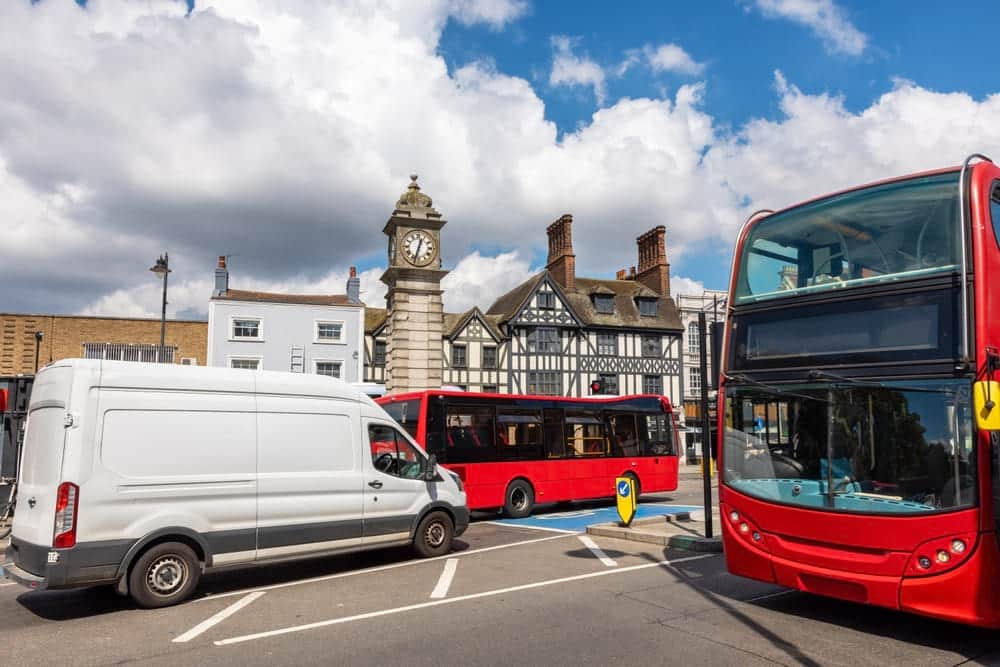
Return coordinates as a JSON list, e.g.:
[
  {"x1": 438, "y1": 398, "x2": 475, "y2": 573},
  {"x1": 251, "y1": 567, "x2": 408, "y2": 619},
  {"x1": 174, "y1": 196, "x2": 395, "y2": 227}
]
[{"x1": 47, "y1": 358, "x2": 372, "y2": 402}]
